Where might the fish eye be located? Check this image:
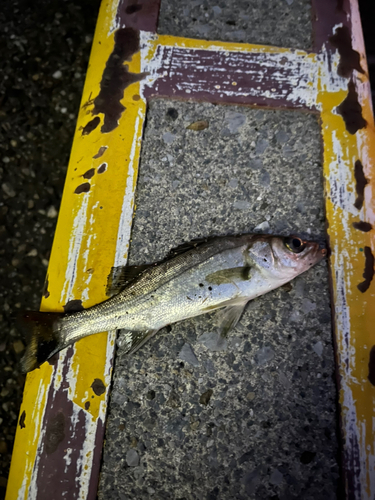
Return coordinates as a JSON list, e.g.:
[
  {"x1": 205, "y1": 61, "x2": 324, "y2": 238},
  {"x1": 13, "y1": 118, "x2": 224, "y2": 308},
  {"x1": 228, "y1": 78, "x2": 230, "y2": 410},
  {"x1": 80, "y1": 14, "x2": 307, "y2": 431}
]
[{"x1": 284, "y1": 237, "x2": 306, "y2": 254}]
